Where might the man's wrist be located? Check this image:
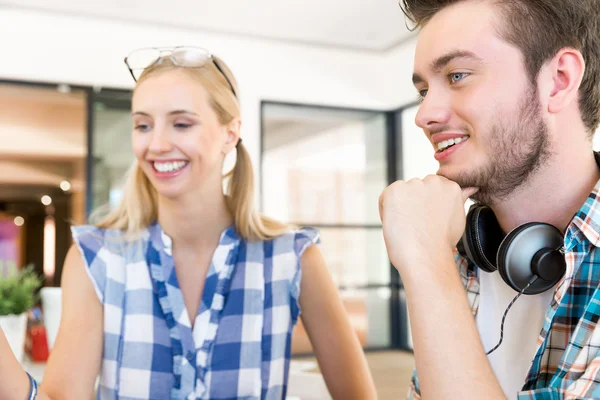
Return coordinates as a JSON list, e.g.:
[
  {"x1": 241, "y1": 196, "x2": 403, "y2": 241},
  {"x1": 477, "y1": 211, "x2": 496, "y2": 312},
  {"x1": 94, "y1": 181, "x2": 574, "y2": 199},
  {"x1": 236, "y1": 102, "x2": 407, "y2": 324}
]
[{"x1": 395, "y1": 246, "x2": 458, "y2": 286}]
